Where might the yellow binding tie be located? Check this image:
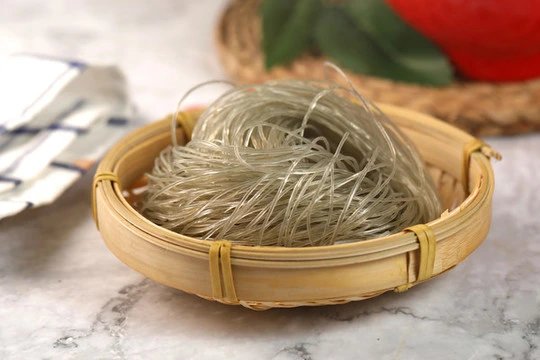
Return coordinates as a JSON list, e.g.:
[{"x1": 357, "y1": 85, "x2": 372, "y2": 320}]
[
  {"x1": 395, "y1": 224, "x2": 436, "y2": 292},
  {"x1": 176, "y1": 109, "x2": 203, "y2": 141},
  {"x1": 209, "y1": 240, "x2": 238, "y2": 303},
  {"x1": 92, "y1": 171, "x2": 120, "y2": 230},
  {"x1": 462, "y1": 139, "x2": 502, "y2": 194}
]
